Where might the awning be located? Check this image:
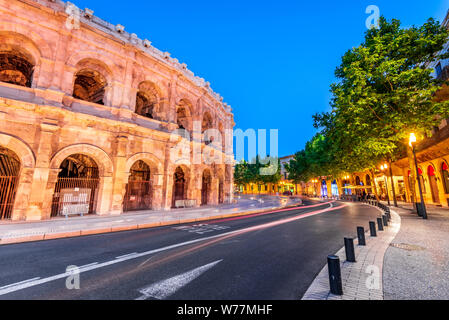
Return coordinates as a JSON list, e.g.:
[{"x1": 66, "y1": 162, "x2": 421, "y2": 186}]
[{"x1": 342, "y1": 185, "x2": 373, "y2": 190}]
